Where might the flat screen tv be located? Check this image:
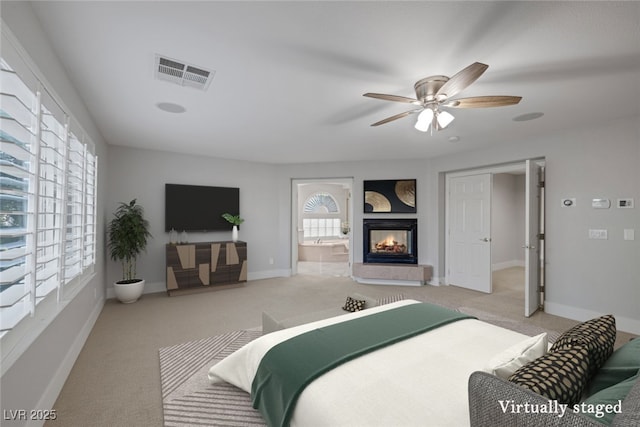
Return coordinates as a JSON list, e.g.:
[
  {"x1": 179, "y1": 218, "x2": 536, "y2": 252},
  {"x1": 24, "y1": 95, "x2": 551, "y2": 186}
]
[{"x1": 165, "y1": 184, "x2": 240, "y2": 232}]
